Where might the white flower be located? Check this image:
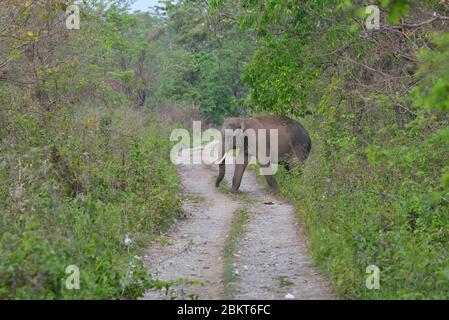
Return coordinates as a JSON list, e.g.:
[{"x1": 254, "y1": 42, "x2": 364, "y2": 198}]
[{"x1": 124, "y1": 234, "x2": 132, "y2": 247}]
